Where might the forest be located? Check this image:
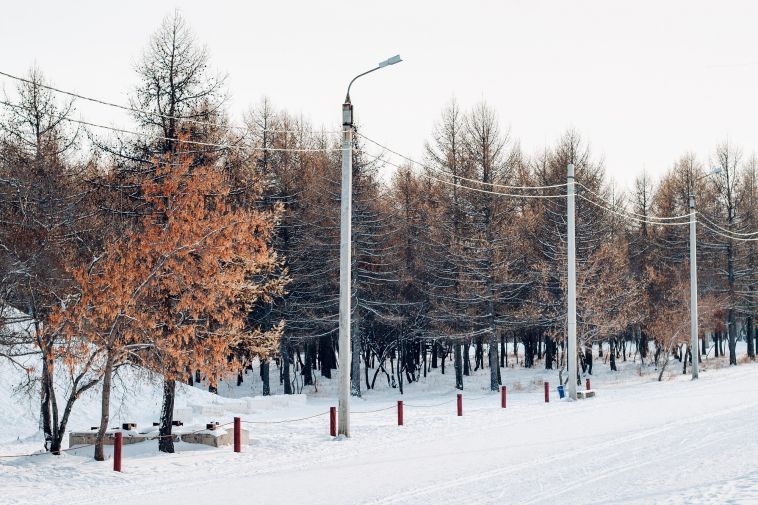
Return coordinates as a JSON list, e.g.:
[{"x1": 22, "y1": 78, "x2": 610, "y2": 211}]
[{"x1": 1, "y1": 11, "x2": 757, "y2": 460}]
